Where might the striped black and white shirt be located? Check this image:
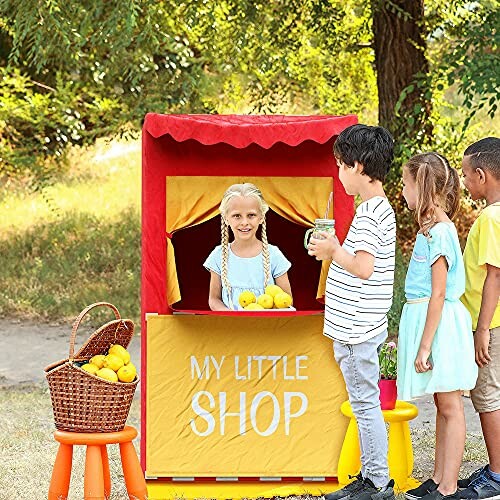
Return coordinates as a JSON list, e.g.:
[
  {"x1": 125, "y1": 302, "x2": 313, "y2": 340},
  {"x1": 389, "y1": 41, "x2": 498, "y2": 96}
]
[{"x1": 324, "y1": 196, "x2": 396, "y2": 344}]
